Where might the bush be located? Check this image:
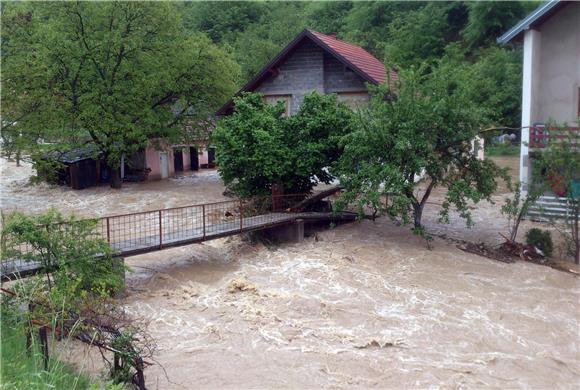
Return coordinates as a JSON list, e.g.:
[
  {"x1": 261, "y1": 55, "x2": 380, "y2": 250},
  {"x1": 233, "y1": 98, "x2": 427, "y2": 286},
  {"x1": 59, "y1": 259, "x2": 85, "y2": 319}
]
[{"x1": 525, "y1": 228, "x2": 554, "y2": 257}]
